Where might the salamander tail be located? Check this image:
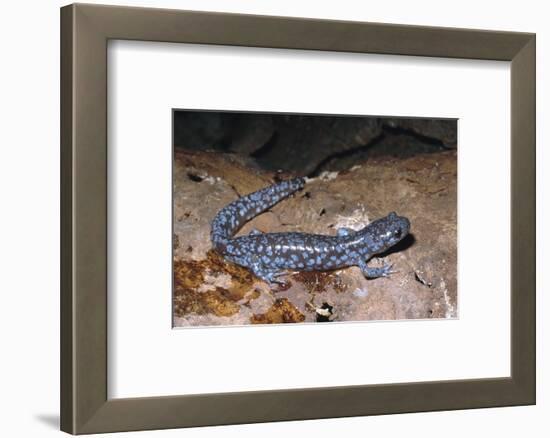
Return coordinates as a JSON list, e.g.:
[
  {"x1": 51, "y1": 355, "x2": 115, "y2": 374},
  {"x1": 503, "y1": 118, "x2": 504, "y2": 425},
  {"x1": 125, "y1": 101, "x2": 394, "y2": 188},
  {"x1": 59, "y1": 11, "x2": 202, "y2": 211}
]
[{"x1": 211, "y1": 177, "x2": 305, "y2": 252}]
